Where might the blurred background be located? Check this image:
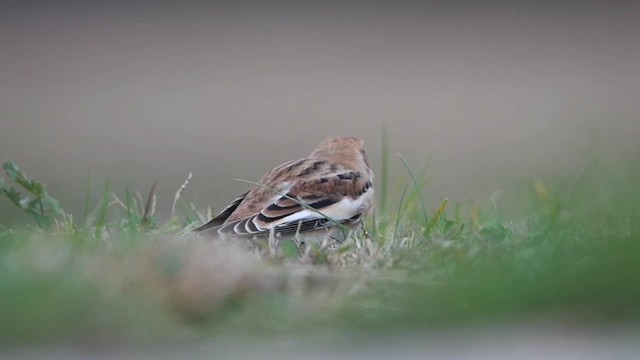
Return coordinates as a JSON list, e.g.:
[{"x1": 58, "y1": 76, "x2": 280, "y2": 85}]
[{"x1": 1, "y1": 0, "x2": 639, "y2": 223}]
